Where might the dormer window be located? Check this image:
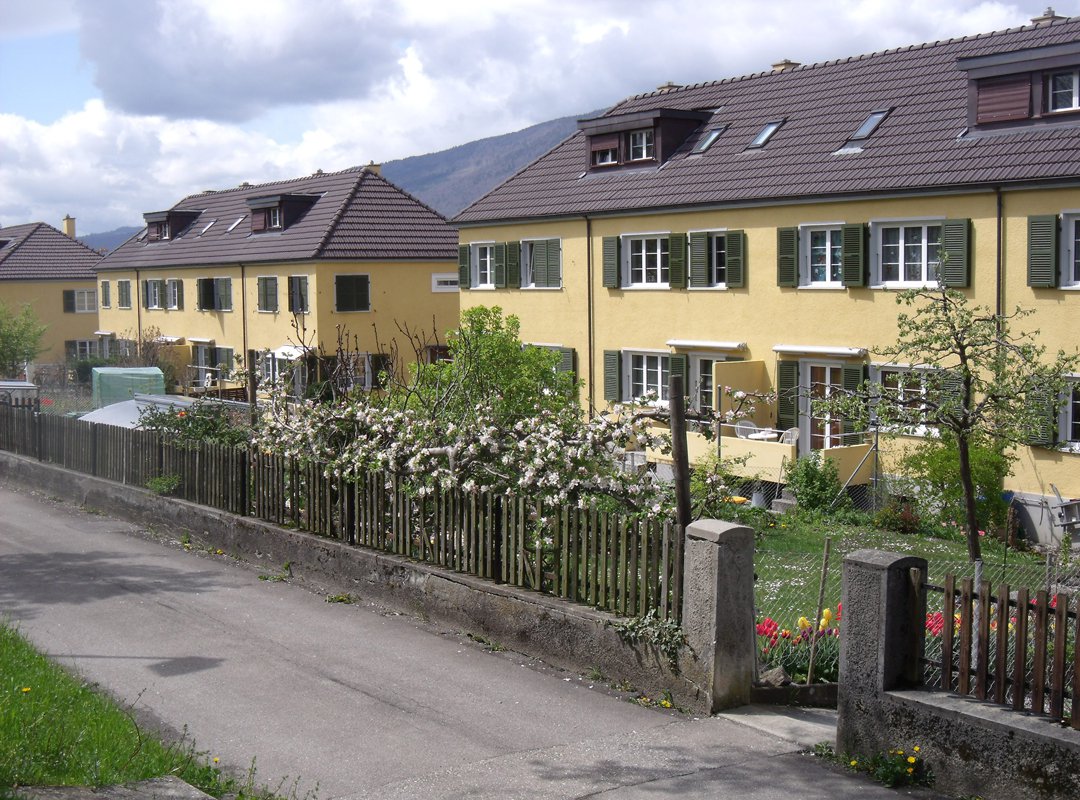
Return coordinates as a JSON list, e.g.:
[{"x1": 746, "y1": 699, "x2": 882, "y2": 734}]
[
  {"x1": 268, "y1": 206, "x2": 282, "y2": 229},
  {"x1": 629, "y1": 129, "x2": 655, "y2": 161},
  {"x1": 1049, "y1": 69, "x2": 1080, "y2": 111},
  {"x1": 246, "y1": 193, "x2": 318, "y2": 233},
  {"x1": 143, "y1": 209, "x2": 200, "y2": 242}
]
